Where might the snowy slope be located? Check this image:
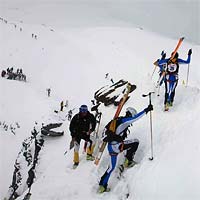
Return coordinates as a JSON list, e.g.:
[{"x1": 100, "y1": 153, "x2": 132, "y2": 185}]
[{"x1": 1, "y1": 1, "x2": 200, "y2": 200}]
